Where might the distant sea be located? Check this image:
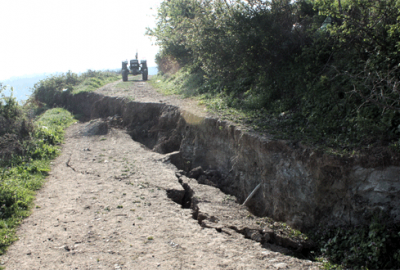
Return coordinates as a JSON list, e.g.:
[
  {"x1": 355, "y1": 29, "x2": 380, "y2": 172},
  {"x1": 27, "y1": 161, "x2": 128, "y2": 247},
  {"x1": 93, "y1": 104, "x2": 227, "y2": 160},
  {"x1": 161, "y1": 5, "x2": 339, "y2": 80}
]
[
  {"x1": 0, "y1": 67, "x2": 158, "y2": 104},
  {"x1": 1, "y1": 73, "x2": 53, "y2": 103}
]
